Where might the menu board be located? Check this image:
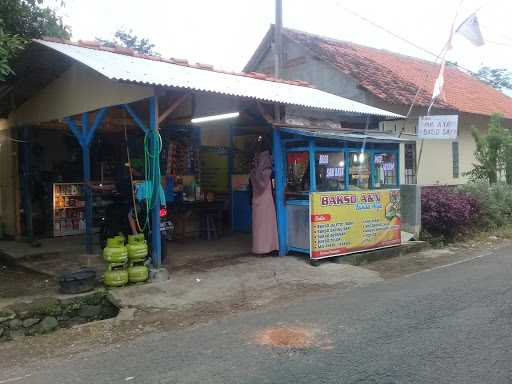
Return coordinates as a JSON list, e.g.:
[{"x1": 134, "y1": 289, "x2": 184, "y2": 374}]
[
  {"x1": 199, "y1": 147, "x2": 228, "y2": 193},
  {"x1": 310, "y1": 189, "x2": 401, "y2": 259}
]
